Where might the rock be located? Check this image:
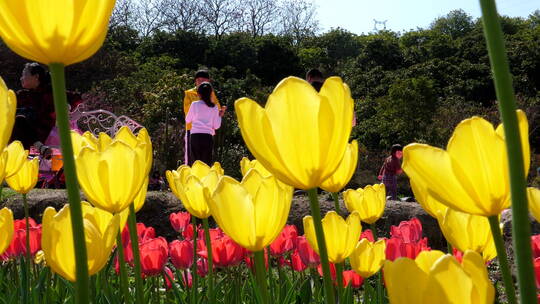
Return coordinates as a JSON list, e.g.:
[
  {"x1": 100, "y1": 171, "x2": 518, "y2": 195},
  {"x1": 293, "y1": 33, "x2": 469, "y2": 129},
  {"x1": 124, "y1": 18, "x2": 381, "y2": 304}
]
[{"x1": 1, "y1": 189, "x2": 447, "y2": 249}]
